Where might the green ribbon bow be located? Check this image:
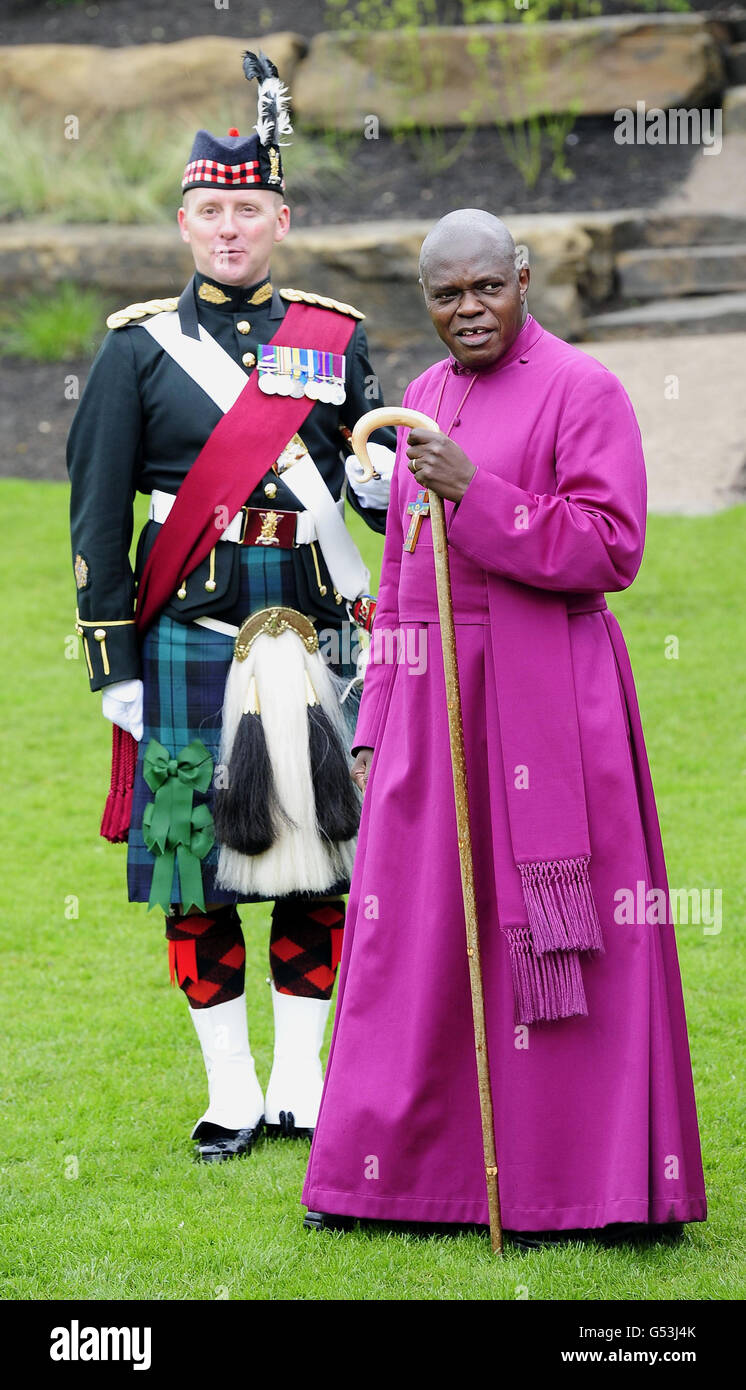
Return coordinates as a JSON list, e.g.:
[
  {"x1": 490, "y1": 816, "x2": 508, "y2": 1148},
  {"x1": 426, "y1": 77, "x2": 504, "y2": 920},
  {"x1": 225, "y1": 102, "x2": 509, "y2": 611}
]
[{"x1": 142, "y1": 738, "x2": 215, "y2": 912}]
